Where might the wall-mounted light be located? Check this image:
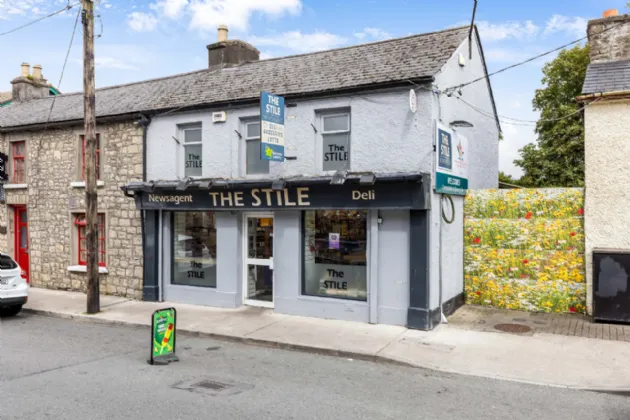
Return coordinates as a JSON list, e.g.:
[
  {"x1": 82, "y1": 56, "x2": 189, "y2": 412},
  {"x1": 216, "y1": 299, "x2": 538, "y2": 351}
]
[
  {"x1": 272, "y1": 180, "x2": 286, "y2": 191},
  {"x1": 176, "y1": 178, "x2": 191, "y2": 191},
  {"x1": 359, "y1": 173, "x2": 376, "y2": 185},
  {"x1": 198, "y1": 180, "x2": 212, "y2": 189},
  {"x1": 449, "y1": 120, "x2": 474, "y2": 128},
  {"x1": 213, "y1": 179, "x2": 231, "y2": 189},
  {"x1": 142, "y1": 181, "x2": 156, "y2": 193},
  {"x1": 330, "y1": 170, "x2": 348, "y2": 185}
]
